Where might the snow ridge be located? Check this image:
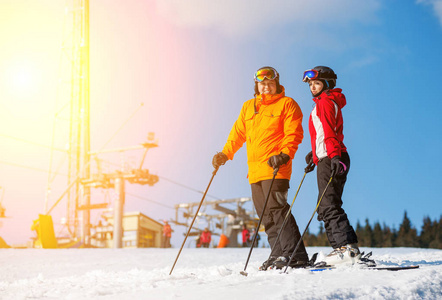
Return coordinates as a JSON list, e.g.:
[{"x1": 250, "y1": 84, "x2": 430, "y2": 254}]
[{"x1": 0, "y1": 247, "x2": 441, "y2": 300}]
